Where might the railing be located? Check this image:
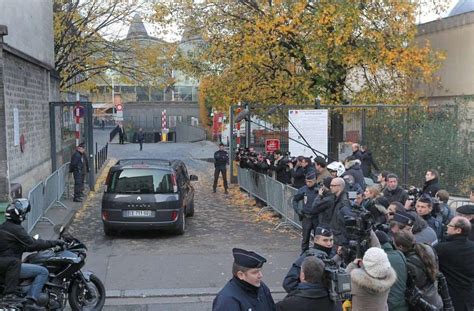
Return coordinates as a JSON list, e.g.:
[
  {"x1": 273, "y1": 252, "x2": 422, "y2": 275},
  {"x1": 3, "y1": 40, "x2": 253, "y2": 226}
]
[
  {"x1": 95, "y1": 143, "x2": 108, "y2": 174},
  {"x1": 109, "y1": 125, "x2": 119, "y2": 142},
  {"x1": 26, "y1": 163, "x2": 70, "y2": 233},
  {"x1": 238, "y1": 167, "x2": 303, "y2": 230}
]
